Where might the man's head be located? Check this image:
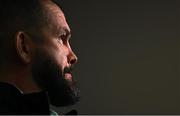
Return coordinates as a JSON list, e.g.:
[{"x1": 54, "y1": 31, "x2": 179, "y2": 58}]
[{"x1": 0, "y1": 0, "x2": 79, "y2": 107}]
